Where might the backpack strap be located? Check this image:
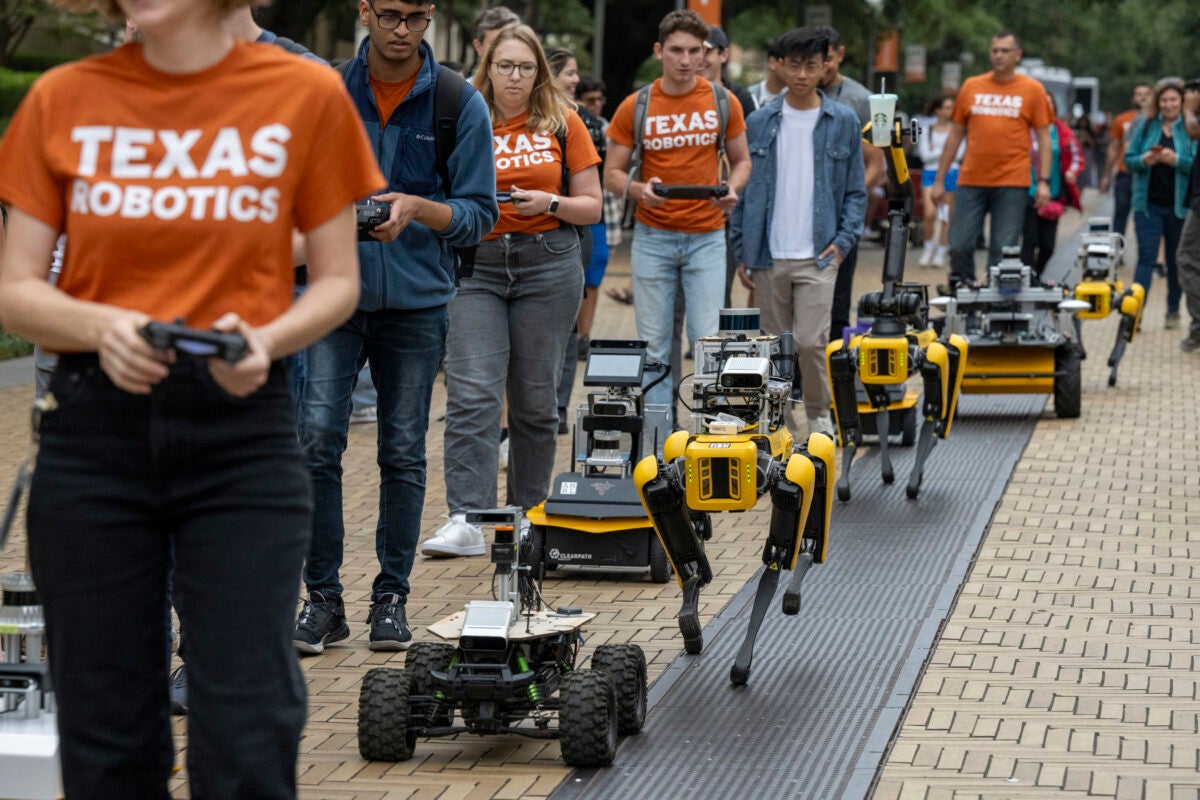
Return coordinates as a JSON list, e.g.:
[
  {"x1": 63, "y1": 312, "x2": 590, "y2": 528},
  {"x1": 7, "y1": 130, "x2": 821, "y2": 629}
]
[
  {"x1": 272, "y1": 36, "x2": 314, "y2": 59},
  {"x1": 335, "y1": 58, "x2": 352, "y2": 76},
  {"x1": 710, "y1": 80, "x2": 731, "y2": 183},
  {"x1": 433, "y1": 67, "x2": 467, "y2": 189},
  {"x1": 622, "y1": 84, "x2": 654, "y2": 203}
]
